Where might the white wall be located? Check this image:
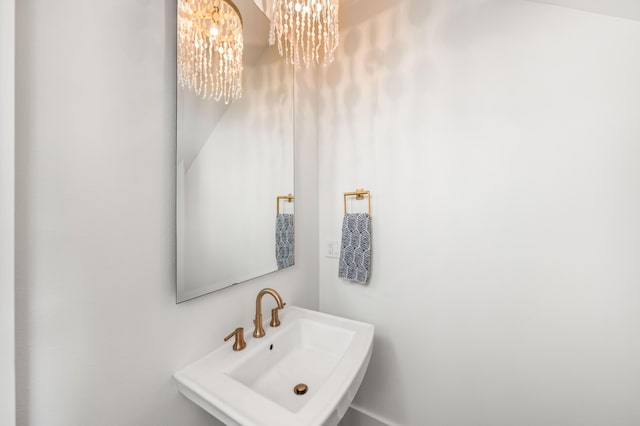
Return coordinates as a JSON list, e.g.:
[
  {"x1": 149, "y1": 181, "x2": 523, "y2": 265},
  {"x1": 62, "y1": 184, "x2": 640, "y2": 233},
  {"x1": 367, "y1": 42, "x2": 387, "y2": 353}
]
[
  {"x1": 526, "y1": 0, "x2": 640, "y2": 21},
  {"x1": 14, "y1": 1, "x2": 318, "y2": 425},
  {"x1": 319, "y1": 0, "x2": 640, "y2": 424},
  {"x1": 1, "y1": 0, "x2": 16, "y2": 423}
]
